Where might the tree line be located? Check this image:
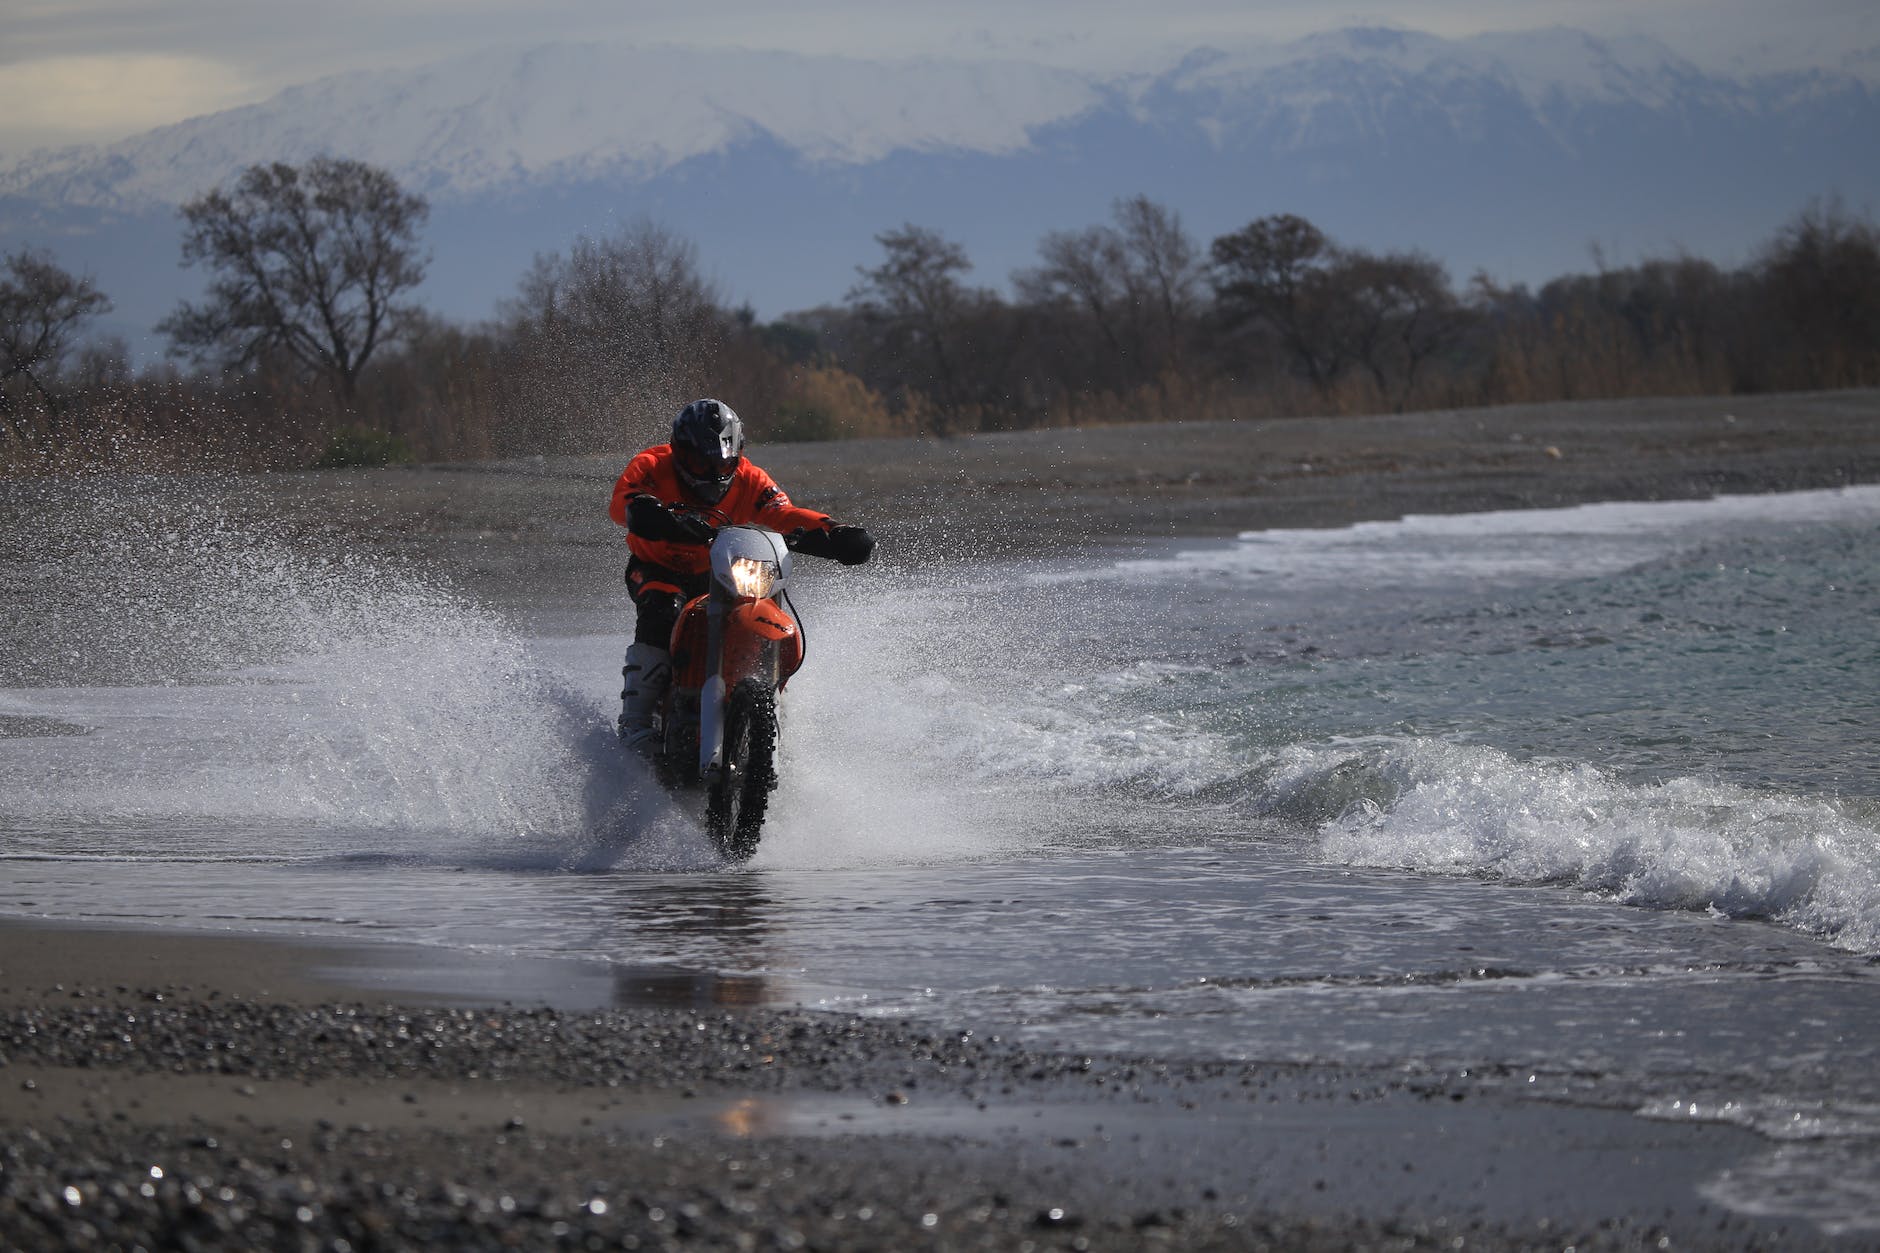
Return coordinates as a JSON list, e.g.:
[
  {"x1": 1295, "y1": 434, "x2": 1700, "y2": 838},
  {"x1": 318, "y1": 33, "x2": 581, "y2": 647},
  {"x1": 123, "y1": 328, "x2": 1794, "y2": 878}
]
[{"x1": 4, "y1": 155, "x2": 1878, "y2": 473}]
